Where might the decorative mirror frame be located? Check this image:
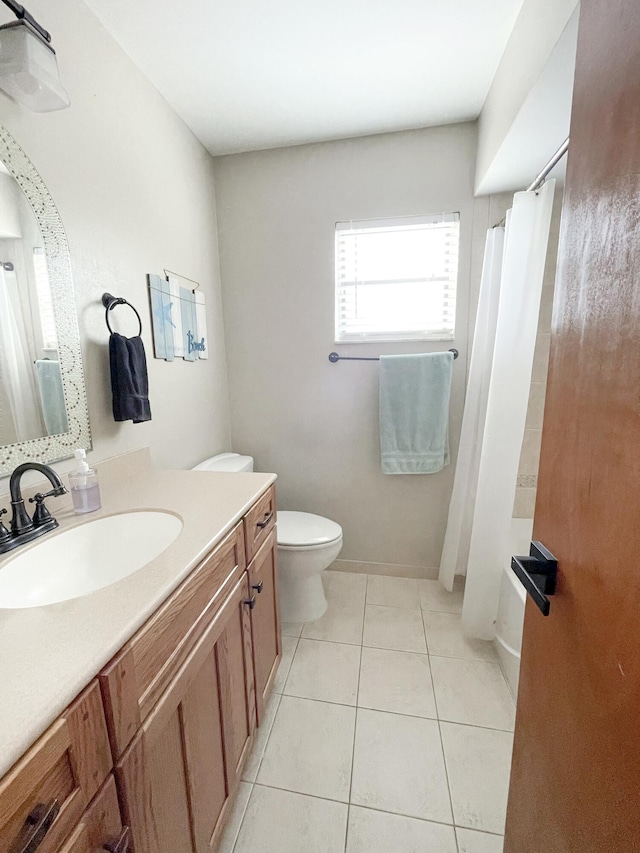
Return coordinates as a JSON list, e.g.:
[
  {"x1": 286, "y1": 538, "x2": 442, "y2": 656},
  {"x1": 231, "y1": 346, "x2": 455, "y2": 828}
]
[{"x1": 0, "y1": 125, "x2": 91, "y2": 474}]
